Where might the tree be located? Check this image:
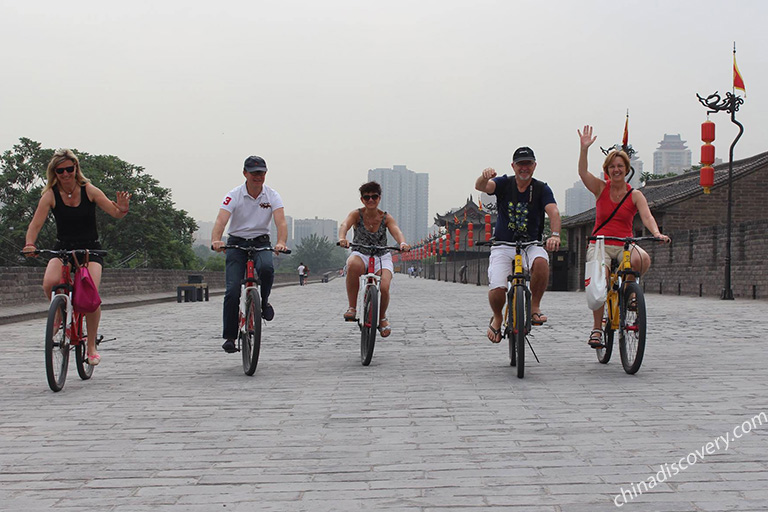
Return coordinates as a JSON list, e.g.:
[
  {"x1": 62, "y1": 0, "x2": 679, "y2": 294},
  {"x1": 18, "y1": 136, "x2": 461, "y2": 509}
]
[
  {"x1": 0, "y1": 138, "x2": 198, "y2": 269},
  {"x1": 639, "y1": 171, "x2": 684, "y2": 186},
  {"x1": 287, "y1": 234, "x2": 346, "y2": 272}
]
